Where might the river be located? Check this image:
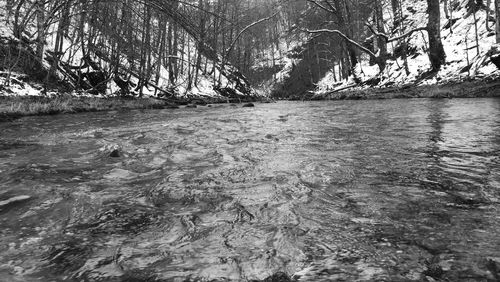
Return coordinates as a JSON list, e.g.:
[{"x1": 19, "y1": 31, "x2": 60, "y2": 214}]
[{"x1": 1, "y1": 99, "x2": 500, "y2": 281}]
